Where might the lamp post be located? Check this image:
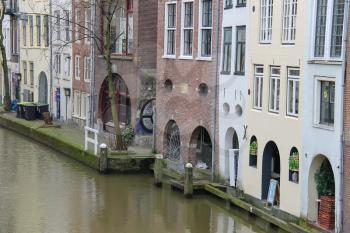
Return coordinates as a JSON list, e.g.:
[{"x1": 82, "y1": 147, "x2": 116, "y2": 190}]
[{"x1": 63, "y1": 88, "x2": 71, "y2": 120}]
